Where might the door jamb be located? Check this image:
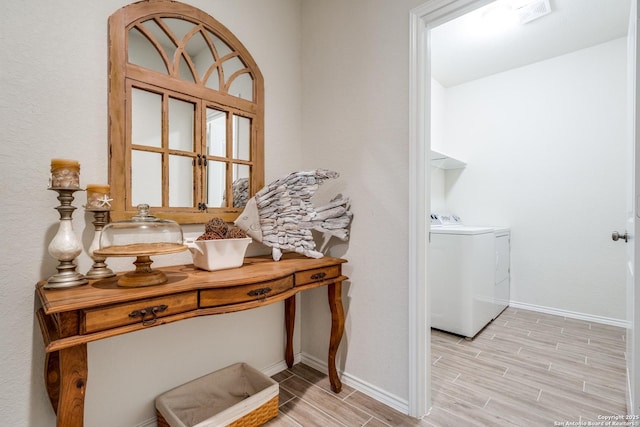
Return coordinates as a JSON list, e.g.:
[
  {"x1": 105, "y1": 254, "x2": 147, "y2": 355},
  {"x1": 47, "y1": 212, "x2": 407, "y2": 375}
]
[{"x1": 408, "y1": 0, "x2": 504, "y2": 417}]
